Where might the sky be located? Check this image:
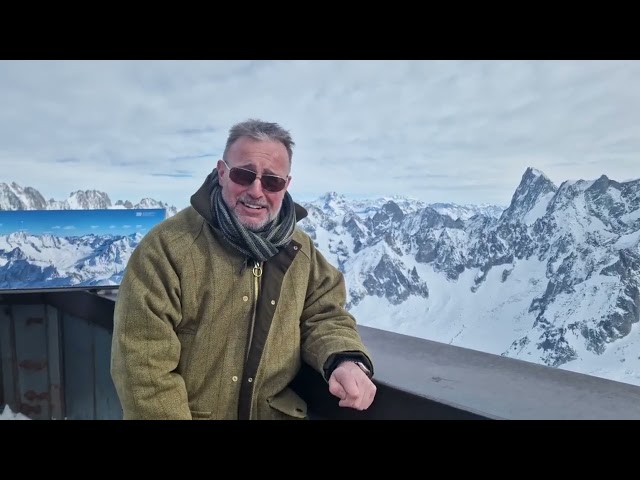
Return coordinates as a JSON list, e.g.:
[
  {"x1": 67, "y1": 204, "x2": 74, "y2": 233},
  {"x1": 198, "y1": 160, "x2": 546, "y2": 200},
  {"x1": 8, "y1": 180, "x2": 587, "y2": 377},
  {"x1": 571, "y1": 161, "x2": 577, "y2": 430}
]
[
  {"x1": 1, "y1": 60, "x2": 639, "y2": 210},
  {"x1": 0, "y1": 207, "x2": 165, "y2": 236}
]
